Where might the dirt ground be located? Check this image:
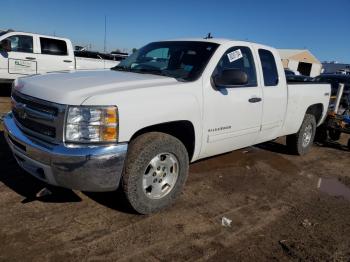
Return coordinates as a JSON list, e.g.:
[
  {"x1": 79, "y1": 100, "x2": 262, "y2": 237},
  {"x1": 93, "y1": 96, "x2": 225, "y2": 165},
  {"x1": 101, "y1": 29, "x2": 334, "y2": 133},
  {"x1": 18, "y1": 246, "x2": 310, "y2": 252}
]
[{"x1": 0, "y1": 86, "x2": 350, "y2": 261}]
